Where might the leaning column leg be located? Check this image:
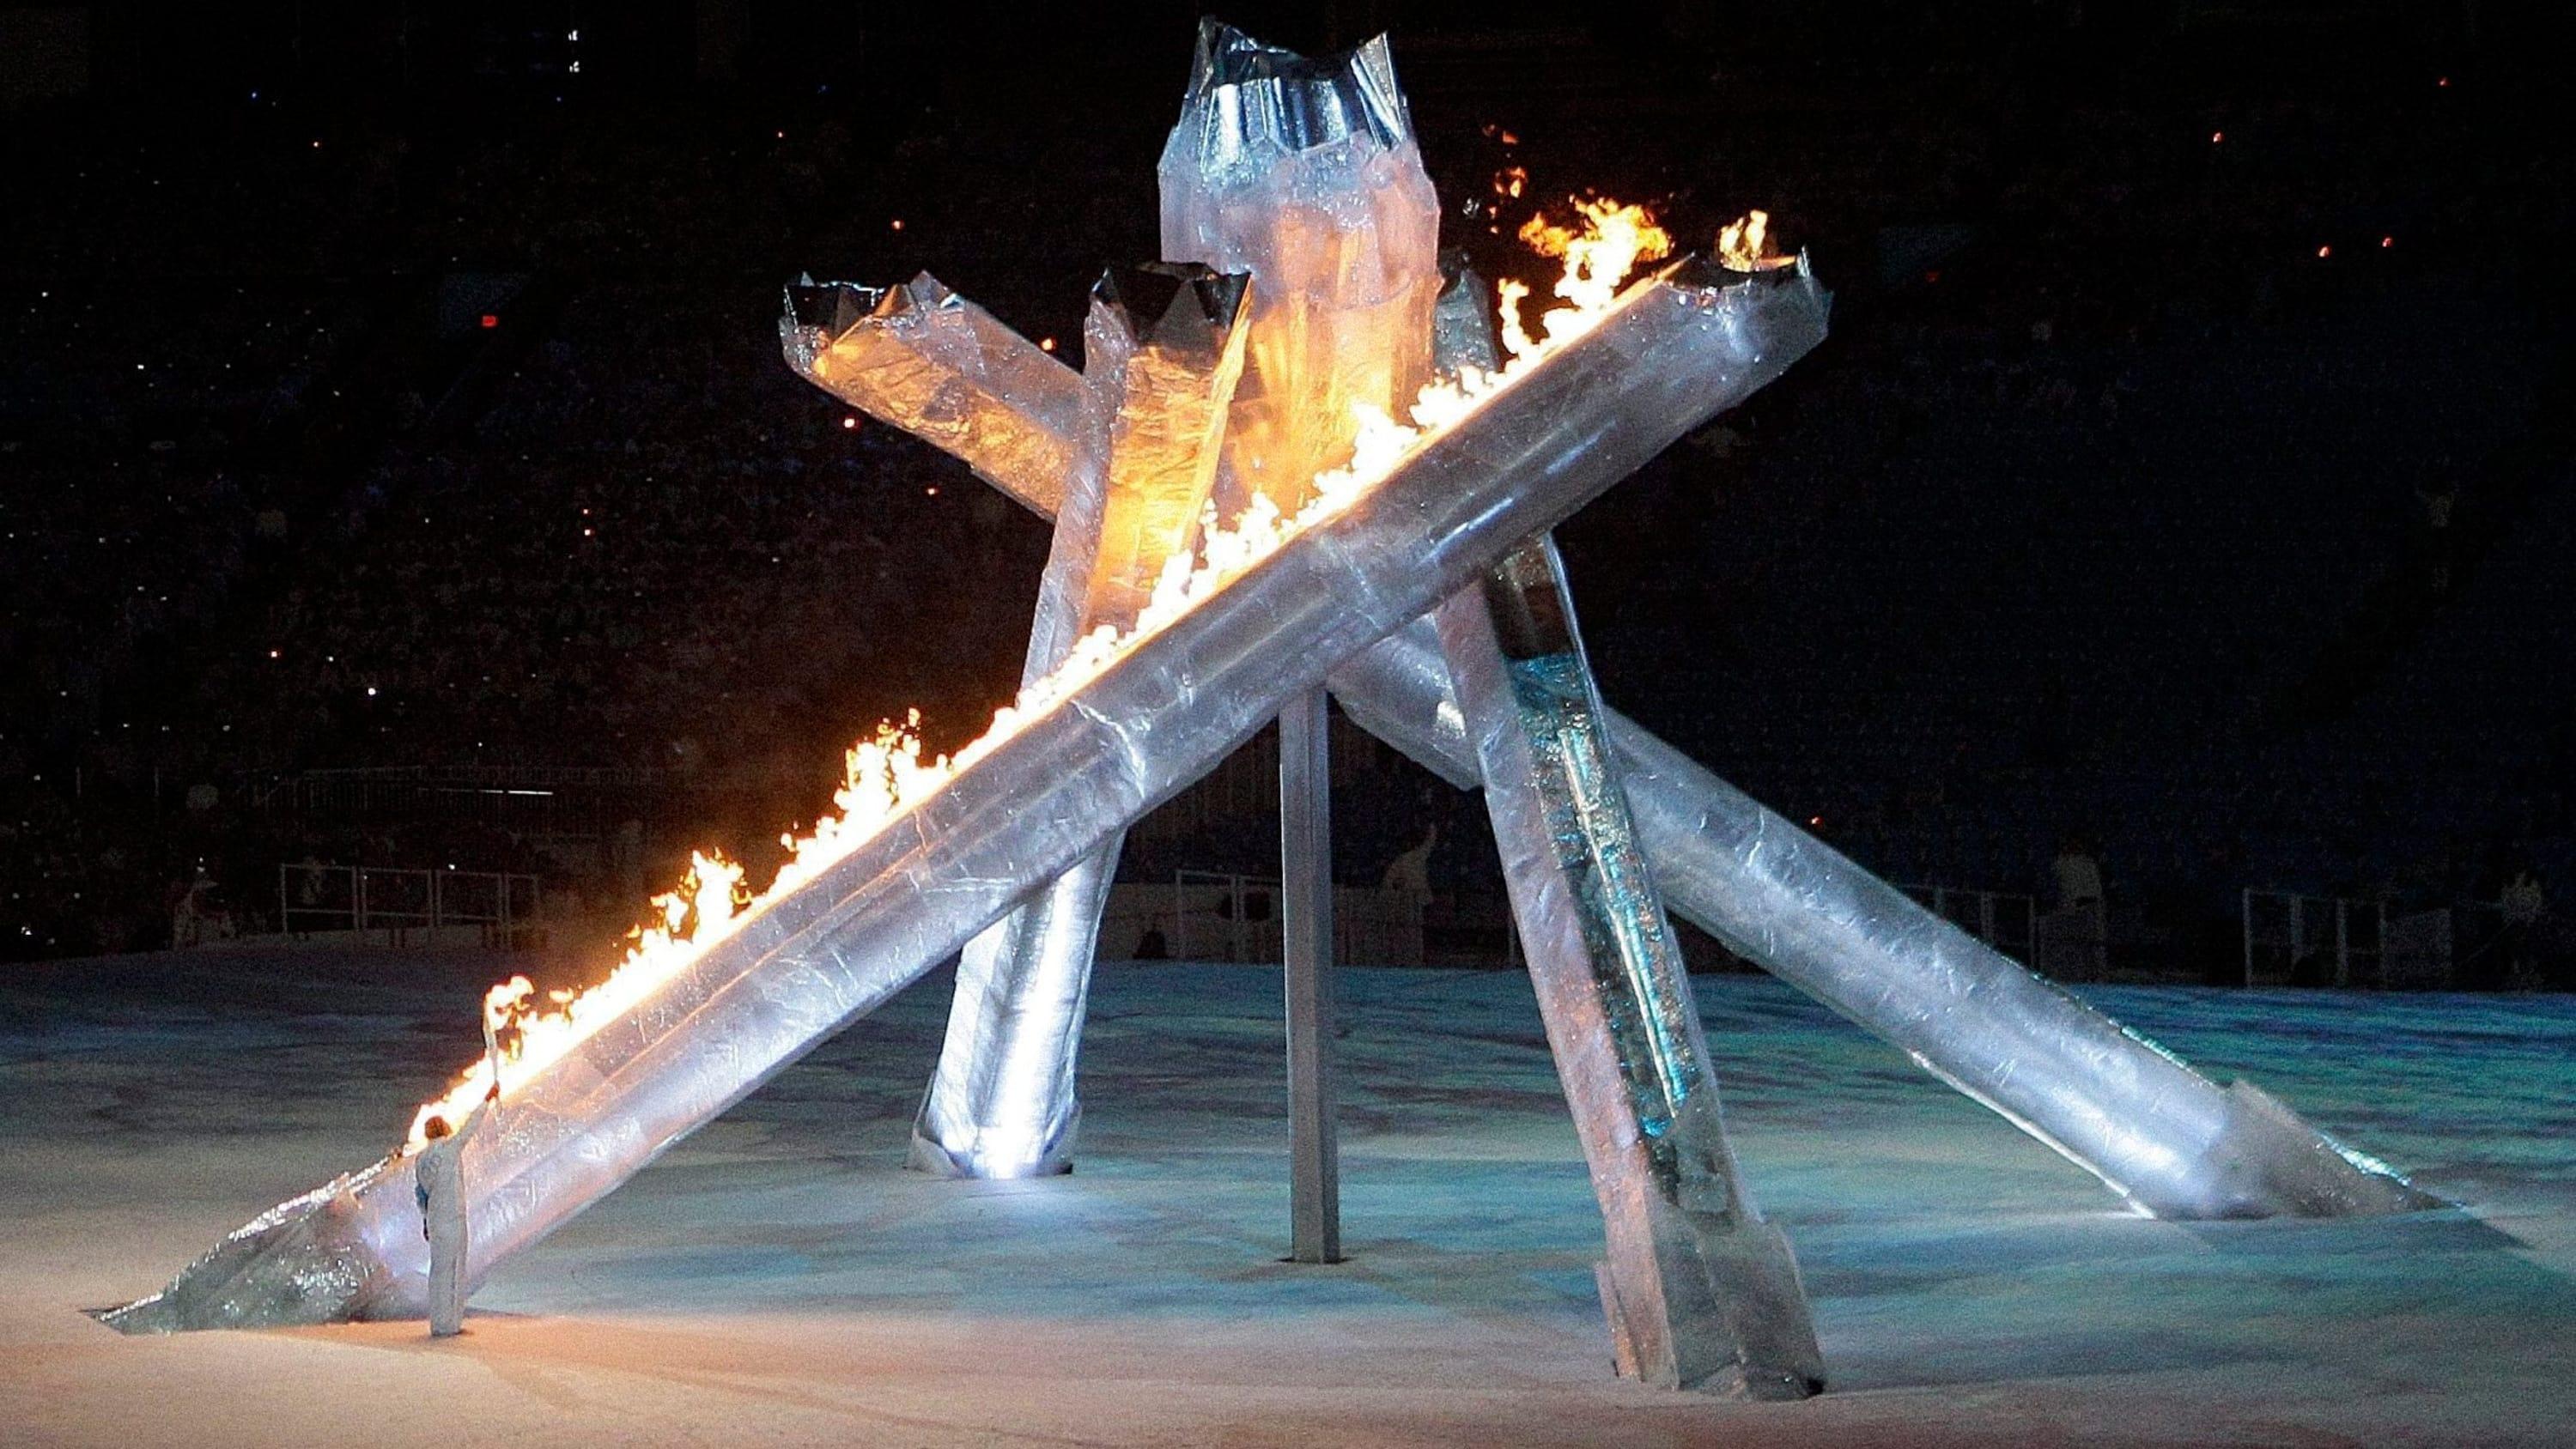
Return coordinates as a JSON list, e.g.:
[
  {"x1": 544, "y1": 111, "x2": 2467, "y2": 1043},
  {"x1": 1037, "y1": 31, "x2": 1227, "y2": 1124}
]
[
  {"x1": 1433, "y1": 536, "x2": 1824, "y2": 1398},
  {"x1": 912, "y1": 266, "x2": 1254, "y2": 1178}
]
